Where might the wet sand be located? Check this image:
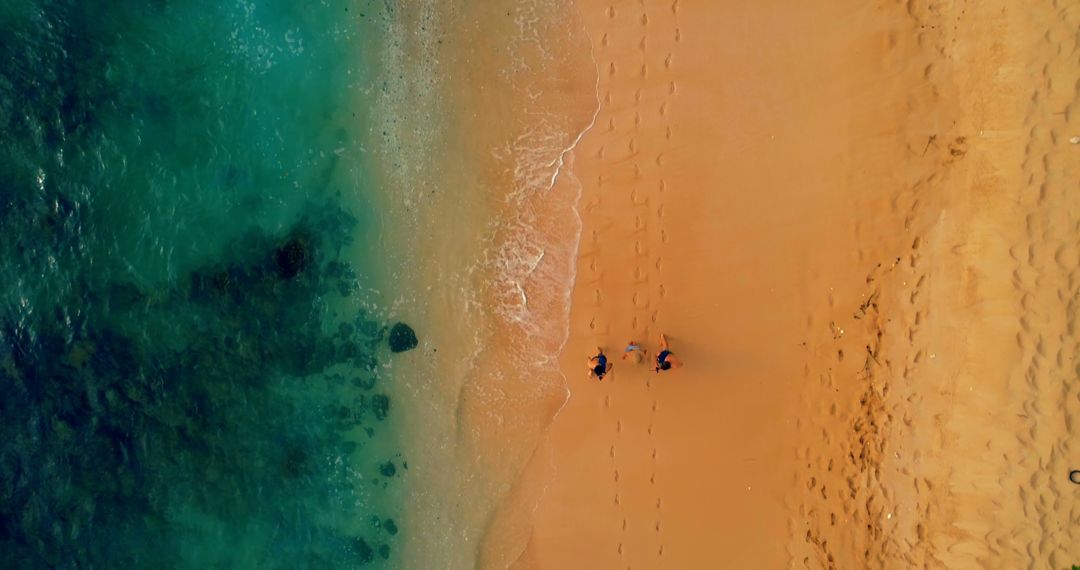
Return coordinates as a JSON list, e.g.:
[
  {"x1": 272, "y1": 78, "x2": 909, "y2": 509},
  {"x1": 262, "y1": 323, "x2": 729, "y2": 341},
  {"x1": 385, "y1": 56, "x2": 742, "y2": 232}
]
[
  {"x1": 481, "y1": 0, "x2": 1079, "y2": 568},
  {"x1": 367, "y1": 2, "x2": 597, "y2": 568}
]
